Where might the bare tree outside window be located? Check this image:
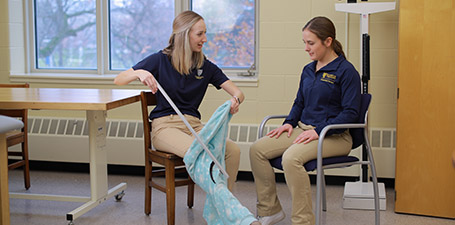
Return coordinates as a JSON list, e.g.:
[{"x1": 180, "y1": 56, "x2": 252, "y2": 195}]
[
  {"x1": 35, "y1": 0, "x2": 96, "y2": 69},
  {"x1": 109, "y1": 0, "x2": 174, "y2": 70},
  {"x1": 32, "y1": 0, "x2": 256, "y2": 73}
]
